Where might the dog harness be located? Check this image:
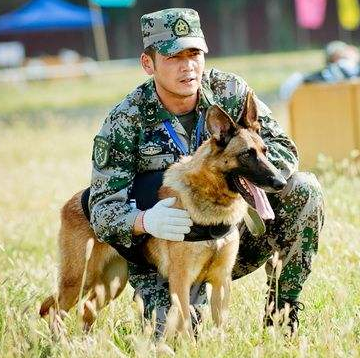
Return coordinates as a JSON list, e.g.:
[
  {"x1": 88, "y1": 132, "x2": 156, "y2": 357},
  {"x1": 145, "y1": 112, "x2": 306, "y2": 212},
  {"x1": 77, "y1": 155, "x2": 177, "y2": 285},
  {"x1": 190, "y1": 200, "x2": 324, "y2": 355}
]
[
  {"x1": 81, "y1": 181, "x2": 236, "y2": 242},
  {"x1": 83, "y1": 116, "x2": 235, "y2": 265},
  {"x1": 81, "y1": 170, "x2": 236, "y2": 265}
]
